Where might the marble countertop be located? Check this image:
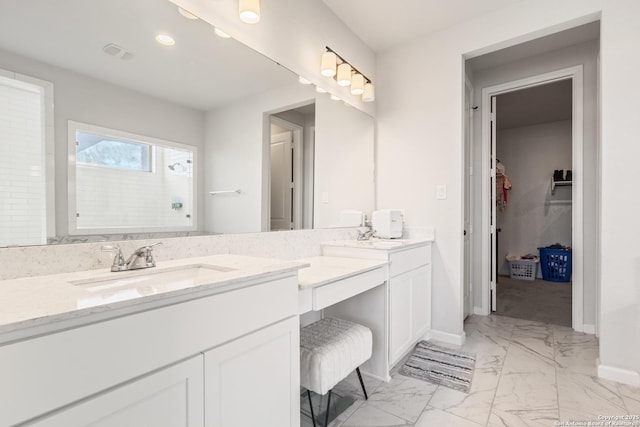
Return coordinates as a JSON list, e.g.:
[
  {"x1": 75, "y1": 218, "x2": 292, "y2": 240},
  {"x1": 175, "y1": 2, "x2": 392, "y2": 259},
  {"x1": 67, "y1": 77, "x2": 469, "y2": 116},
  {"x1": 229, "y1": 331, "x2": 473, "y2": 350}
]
[
  {"x1": 297, "y1": 256, "x2": 388, "y2": 289},
  {"x1": 320, "y1": 237, "x2": 433, "y2": 252},
  {"x1": 0, "y1": 254, "x2": 307, "y2": 342}
]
